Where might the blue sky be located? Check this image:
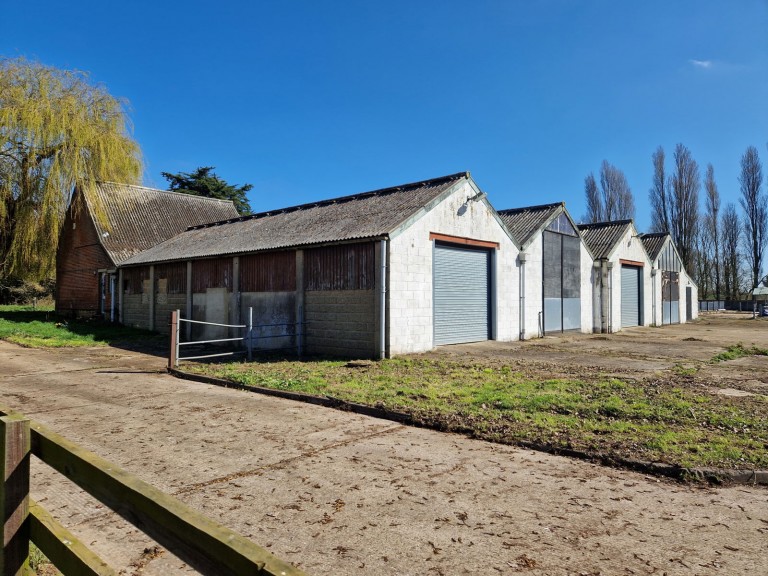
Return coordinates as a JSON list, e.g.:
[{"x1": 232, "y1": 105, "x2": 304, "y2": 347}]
[{"x1": 4, "y1": 1, "x2": 767, "y2": 230}]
